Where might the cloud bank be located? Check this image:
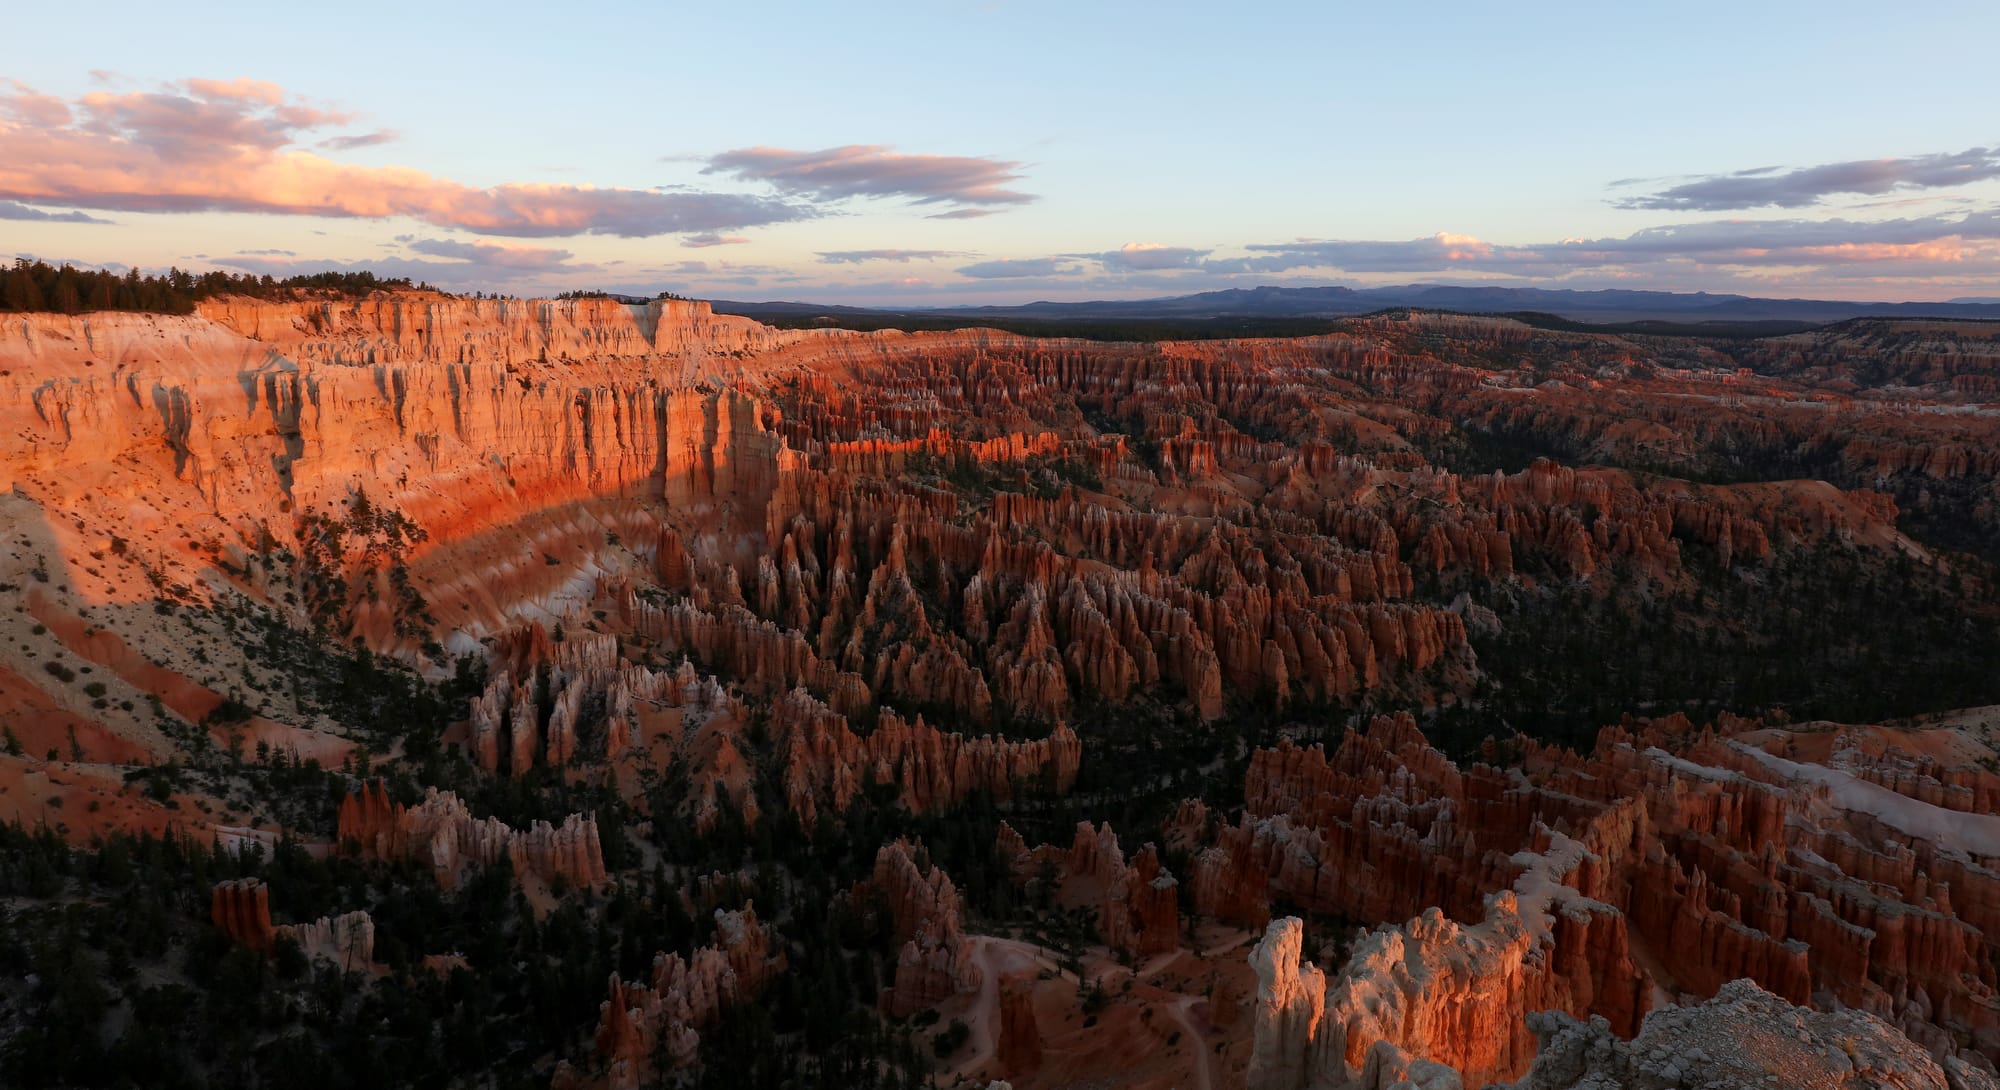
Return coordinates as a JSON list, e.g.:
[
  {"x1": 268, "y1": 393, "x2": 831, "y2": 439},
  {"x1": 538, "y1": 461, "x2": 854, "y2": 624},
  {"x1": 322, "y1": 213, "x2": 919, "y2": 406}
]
[
  {"x1": 816, "y1": 249, "x2": 969, "y2": 264},
  {"x1": 0, "y1": 199, "x2": 110, "y2": 223},
  {"x1": 1616, "y1": 147, "x2": 2000, "y2": 211},
  {"x1": 955, "y1": 257, "x2": 1079, "y2": 279},
  {"x1": 1230, "y1": 212, "x2": 2000, "y2": 277},
  {"x1": 0, "y1": 79, "x2": 808, "y2": 237}
]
